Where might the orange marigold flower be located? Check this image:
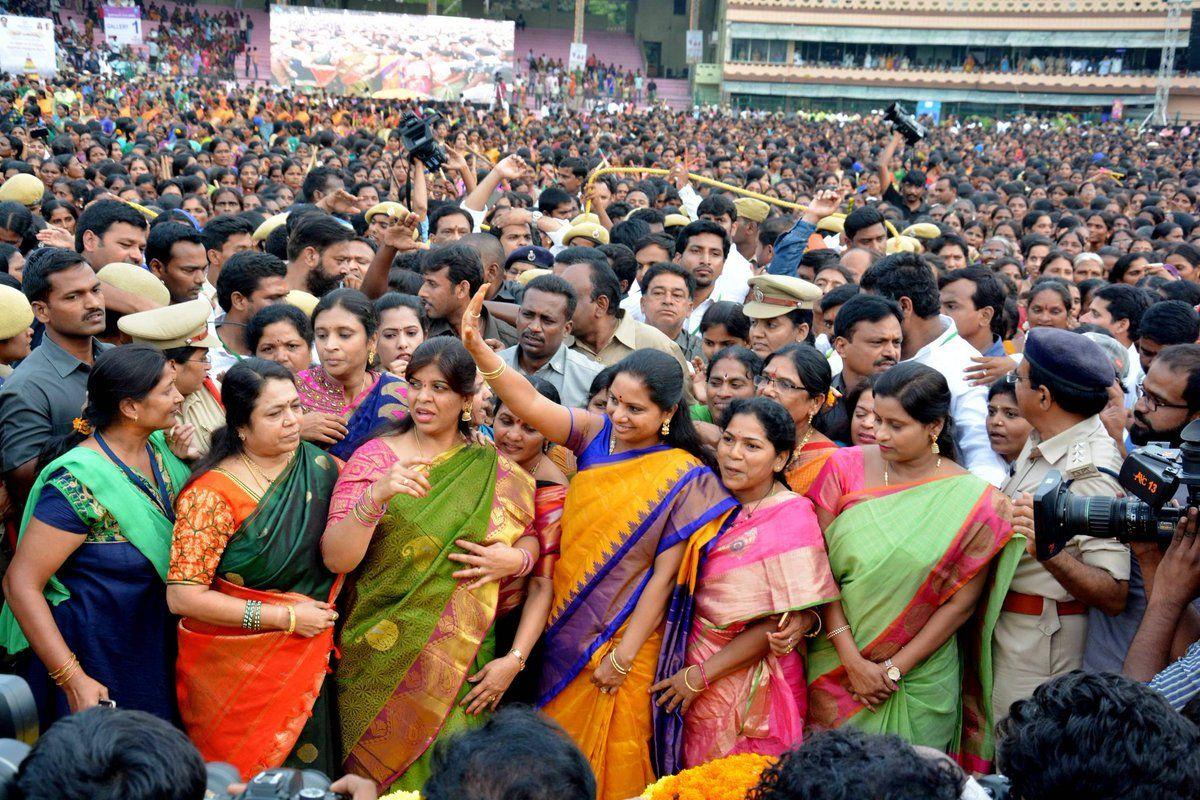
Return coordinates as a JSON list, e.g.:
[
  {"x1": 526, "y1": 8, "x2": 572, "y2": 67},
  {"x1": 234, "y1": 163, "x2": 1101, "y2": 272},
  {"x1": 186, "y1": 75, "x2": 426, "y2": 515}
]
[{"x1": 641, "y1": 753, "x2": 776, "y2": 800}]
